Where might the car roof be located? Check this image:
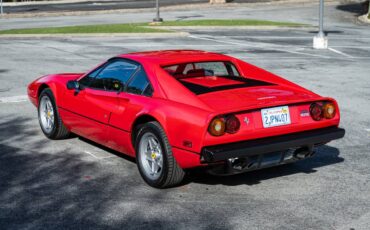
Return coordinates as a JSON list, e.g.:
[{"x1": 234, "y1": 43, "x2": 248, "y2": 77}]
[{"x1": 118, "y1": 50, "x2": 232, "y2": 66}]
